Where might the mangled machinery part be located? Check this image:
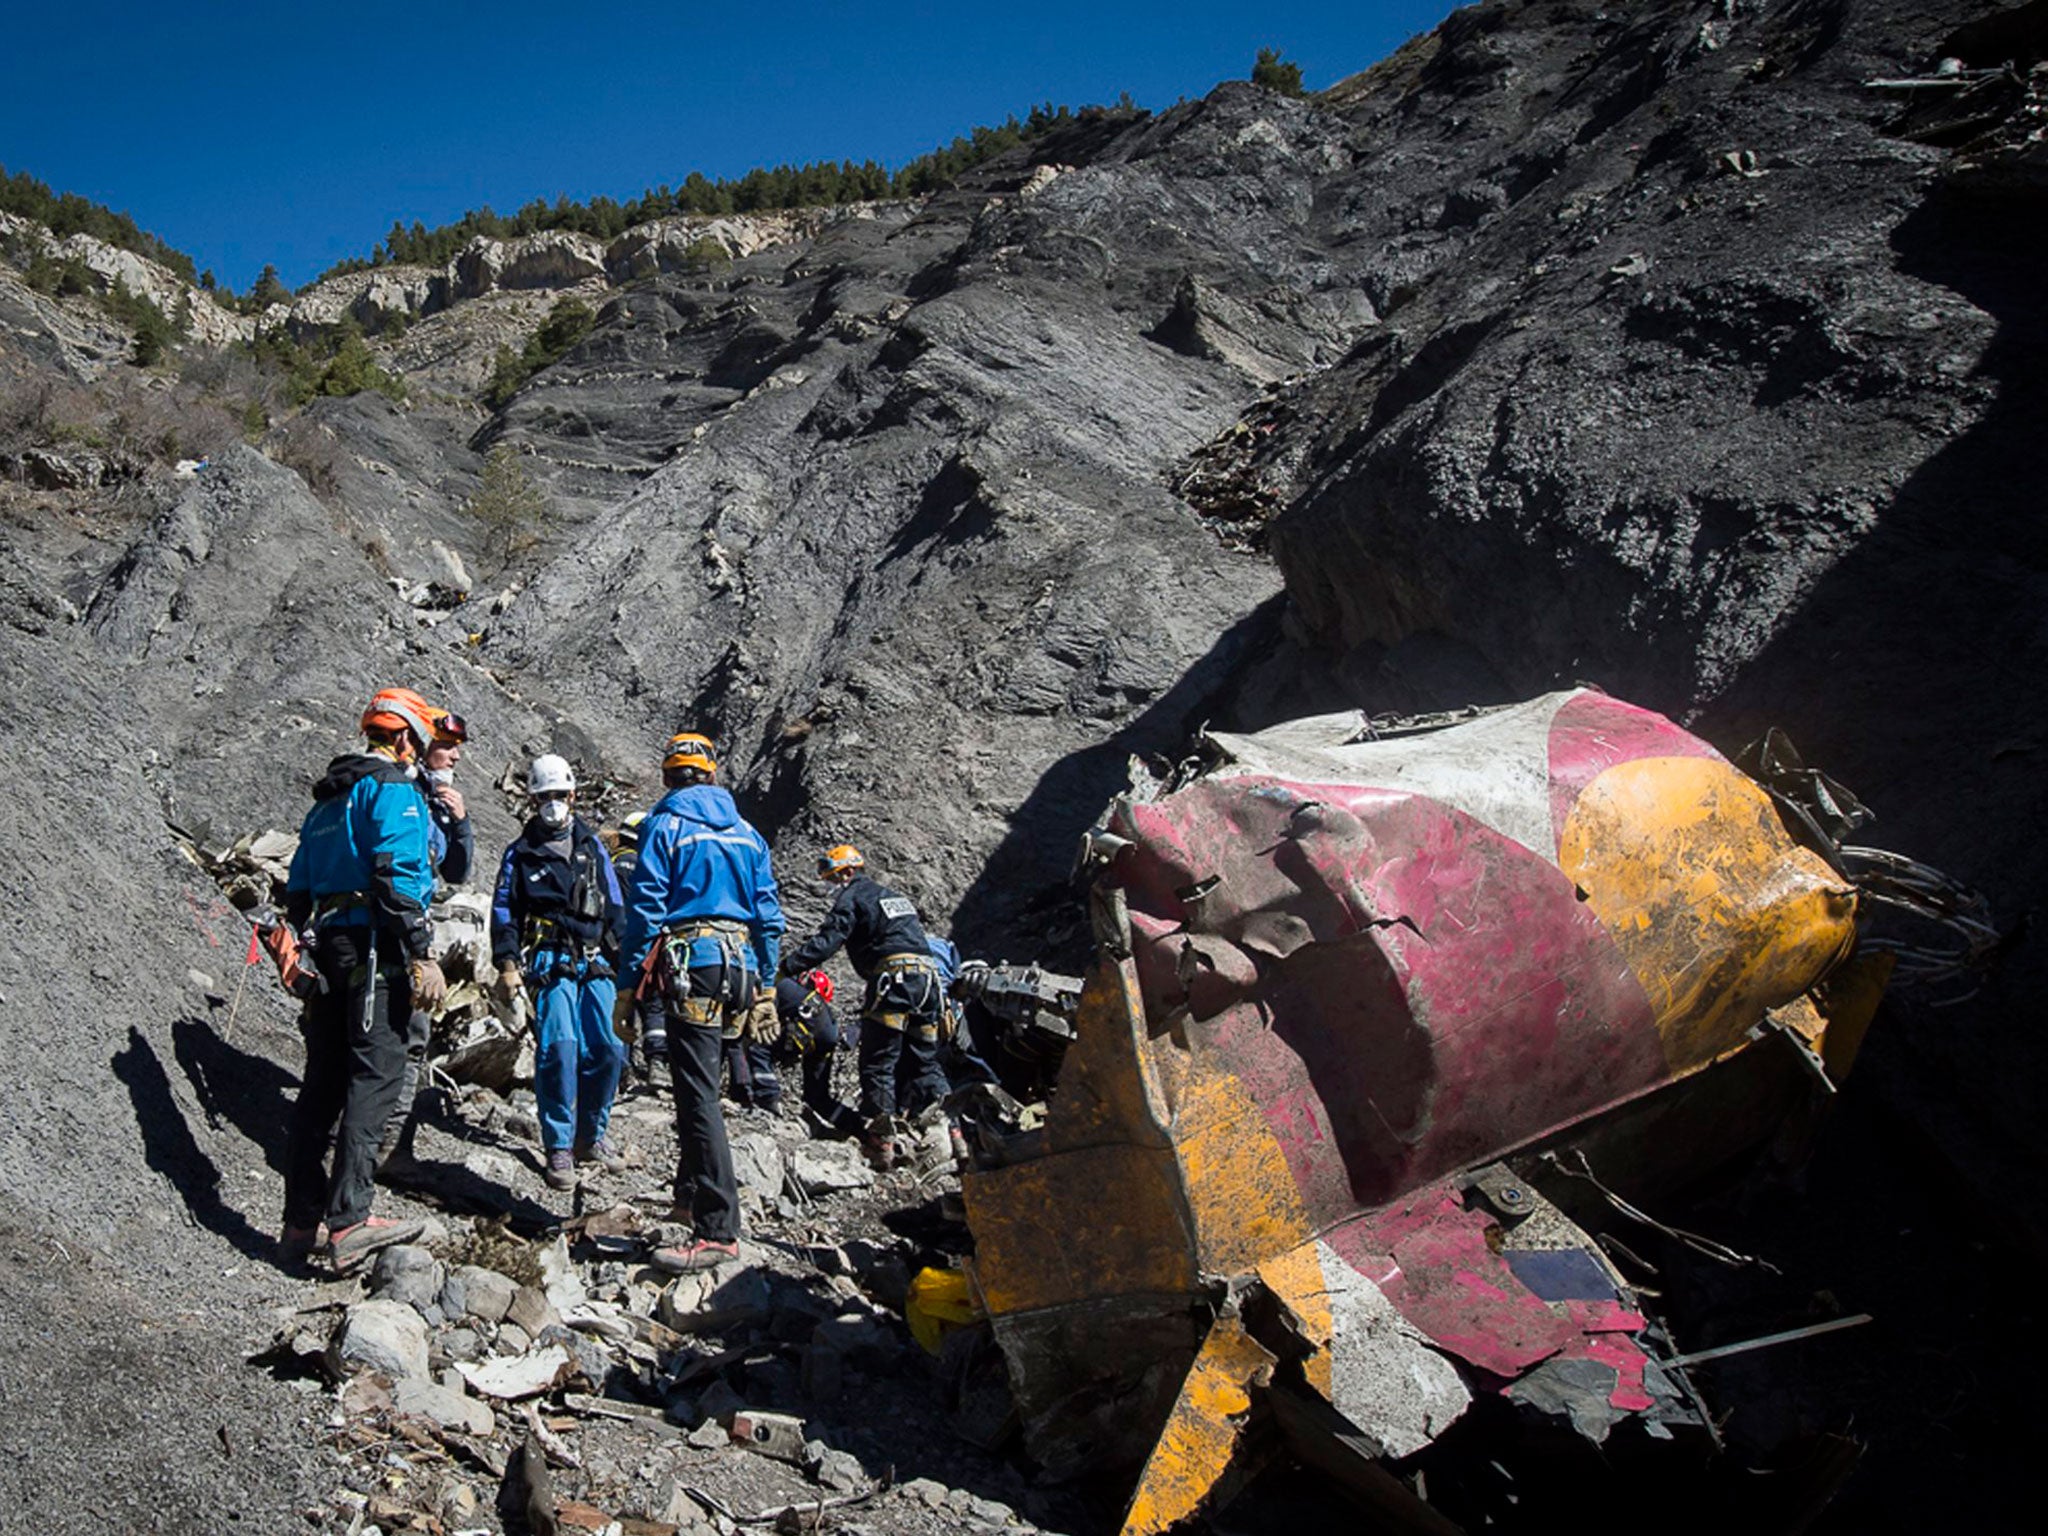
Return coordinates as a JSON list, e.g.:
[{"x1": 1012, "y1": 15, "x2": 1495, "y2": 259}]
[
  {"x1": 963, "y1": 689, "x2": 1889, "y2": 1533},
  {"x1": 1738, "y1": 728, "x2": 1999, "y2": 997}
]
